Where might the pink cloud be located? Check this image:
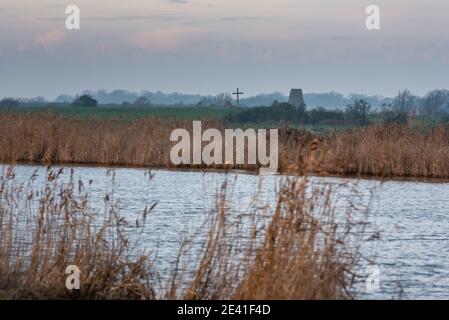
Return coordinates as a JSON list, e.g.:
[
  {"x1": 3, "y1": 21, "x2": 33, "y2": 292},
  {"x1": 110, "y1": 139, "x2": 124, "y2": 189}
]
[
  {"x1": 35, "y1": 30, "x2": 66, "y2": 48},
  {"x1": 131, "y1": 28, "x2": 202, "y2": 52}
]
